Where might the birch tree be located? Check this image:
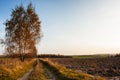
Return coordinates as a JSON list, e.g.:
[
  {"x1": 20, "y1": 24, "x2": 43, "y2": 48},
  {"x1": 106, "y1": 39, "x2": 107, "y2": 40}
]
[{"x1": 5, "y1": 3, "x2": 41, "y2": 61}]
